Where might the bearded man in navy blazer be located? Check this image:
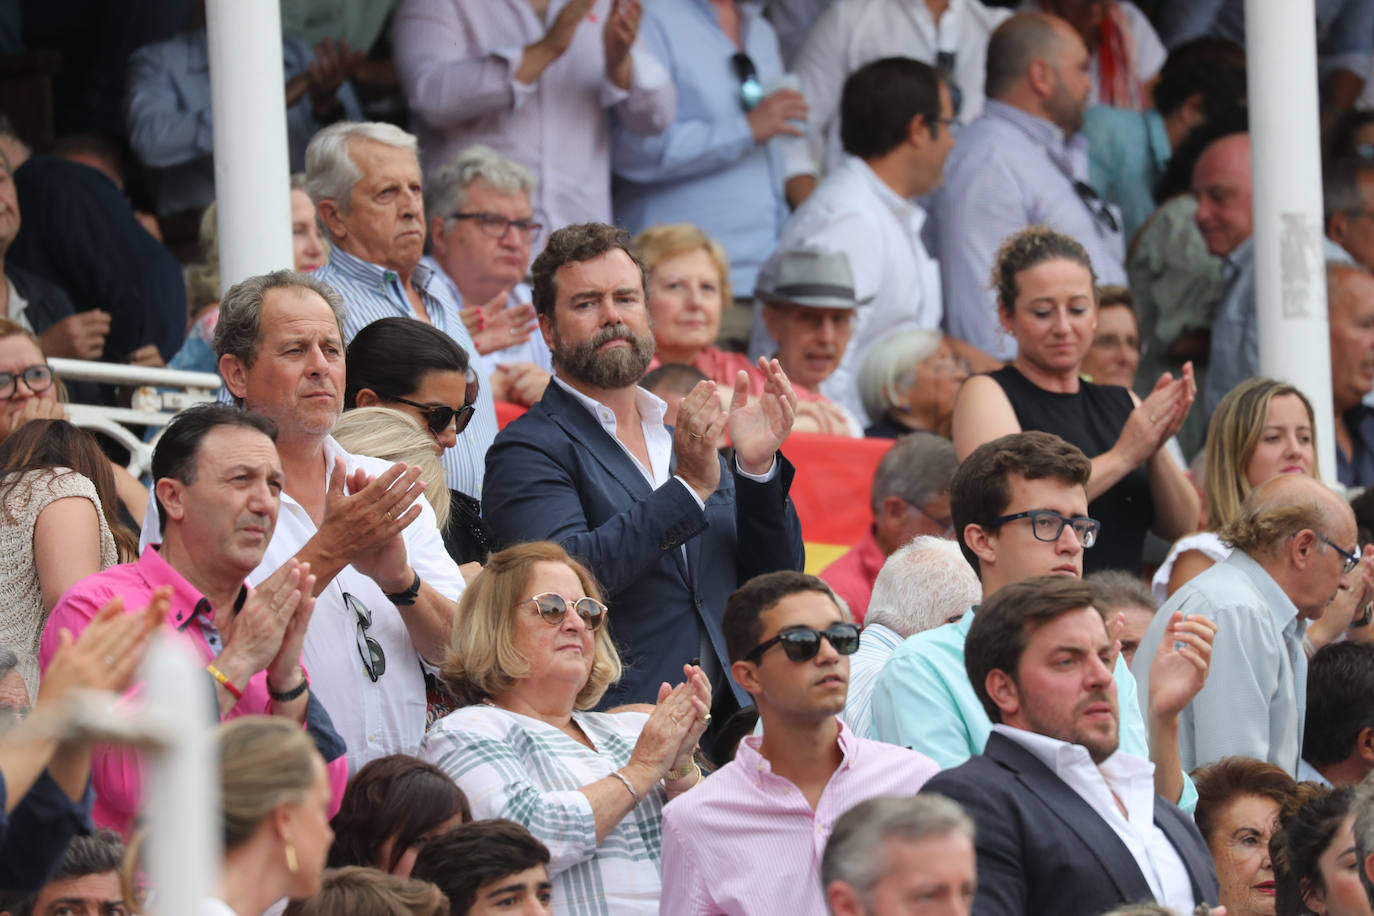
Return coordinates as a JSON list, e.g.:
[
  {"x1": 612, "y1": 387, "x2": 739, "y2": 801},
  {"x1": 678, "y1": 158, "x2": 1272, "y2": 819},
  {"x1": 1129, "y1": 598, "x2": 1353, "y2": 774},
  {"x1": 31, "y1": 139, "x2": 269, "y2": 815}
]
[
  {"x1": 481, "y1": 222, "x2": 805, "y2": 715},
  {"x1": 921, "y1": 575, "x2": 1220, "y2": 916}
]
